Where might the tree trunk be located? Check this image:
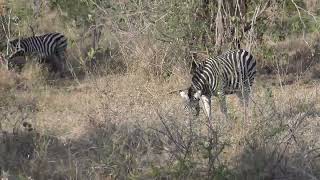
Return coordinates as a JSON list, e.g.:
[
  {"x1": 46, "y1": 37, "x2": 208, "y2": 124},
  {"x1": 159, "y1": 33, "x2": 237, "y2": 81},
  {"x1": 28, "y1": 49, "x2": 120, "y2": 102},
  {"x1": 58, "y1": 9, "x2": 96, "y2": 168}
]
[
  {"x1": 0, "y1": 0, "x2": 5, "y2": 16},
  {"x1": 33, "y1": 0, "x2": 41, "y2": 17},
  {"x1": 215, "y1": 0, "x2": 224, "y2": 54}
]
